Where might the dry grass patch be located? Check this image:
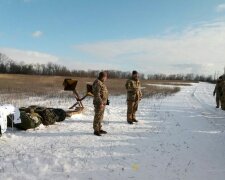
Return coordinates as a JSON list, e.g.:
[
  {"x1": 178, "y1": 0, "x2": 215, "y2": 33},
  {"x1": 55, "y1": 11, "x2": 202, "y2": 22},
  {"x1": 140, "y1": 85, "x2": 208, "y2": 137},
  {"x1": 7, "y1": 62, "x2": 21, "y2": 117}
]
[
  {"x1": 0, "y1": 74, "x2": 183, "y2": 104},
  {"x1": 142, "y1": 85, "x2": 181, "y2": 98}
]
